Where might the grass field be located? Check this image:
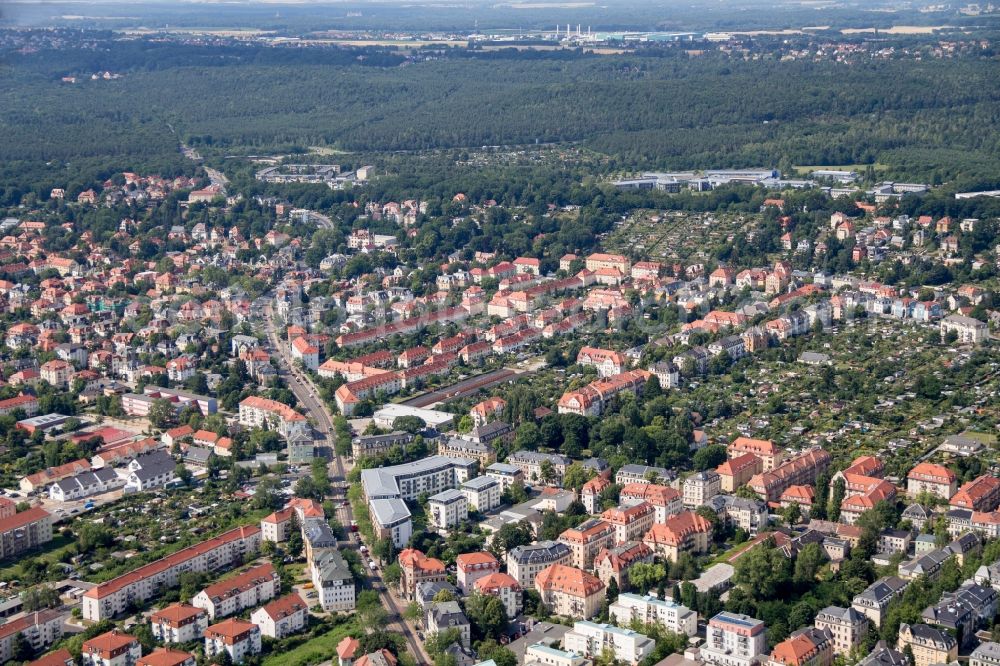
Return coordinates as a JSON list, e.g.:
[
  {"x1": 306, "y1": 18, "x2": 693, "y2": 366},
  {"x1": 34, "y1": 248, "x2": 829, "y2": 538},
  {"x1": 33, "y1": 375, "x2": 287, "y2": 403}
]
[{"x1": 262, "y1": 616, "x2": 360, "y2": 666}]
